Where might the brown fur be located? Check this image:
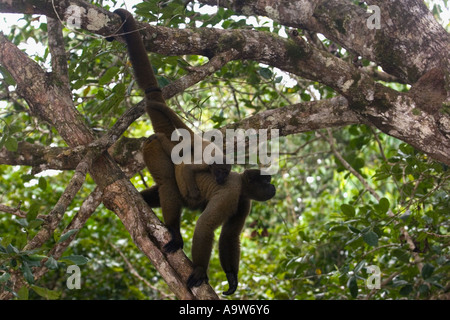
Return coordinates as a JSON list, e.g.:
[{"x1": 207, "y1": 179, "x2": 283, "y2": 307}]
[
  {"x1": 111, "y1": 9, "x2": 275, "y2": 295},
  {"x1": 141, "y1": 137, "x2": 275, "y2": 295},
  {"x1": 111, "y1": 8, "x2": 231, "y2": 252}
]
